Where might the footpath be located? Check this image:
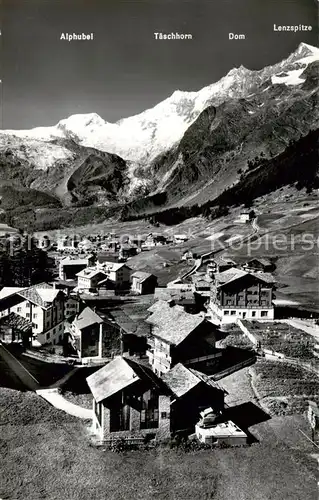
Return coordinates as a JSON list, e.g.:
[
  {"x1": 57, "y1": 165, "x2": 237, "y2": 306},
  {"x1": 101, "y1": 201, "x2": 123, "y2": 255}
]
[{"x1": 0, "y1": 341, "x2": 92, "y2": 420}]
